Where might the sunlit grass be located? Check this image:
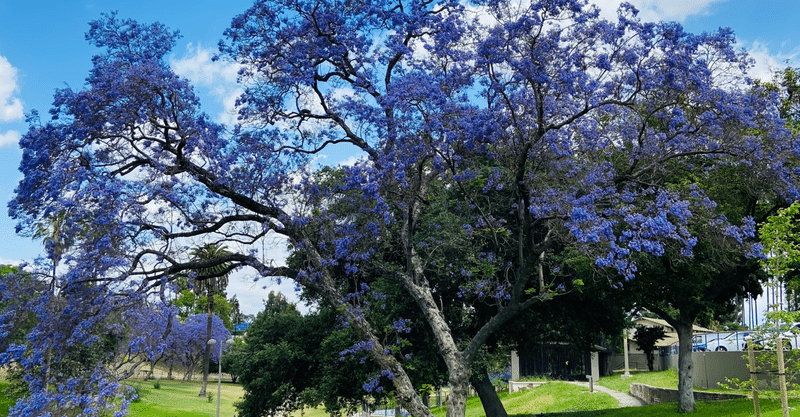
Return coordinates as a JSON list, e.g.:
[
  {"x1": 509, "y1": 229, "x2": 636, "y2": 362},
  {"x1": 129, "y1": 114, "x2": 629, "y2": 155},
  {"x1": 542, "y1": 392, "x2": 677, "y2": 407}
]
[
  {"x1": 126, "y1": 379, "x2": 244, "y2": 417},
  {"x1": 430, "y1": 382, "x2": 618, "y2": 417},
  {"x1": 5, "y1": 371, "x2": 800, "y2": 417},
  {"x1": 542, "y1": 398, "x2": 800, "y2": 417},
  {"x1": 597, "y1": 369, "x2": 679, "y2": 393}
]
